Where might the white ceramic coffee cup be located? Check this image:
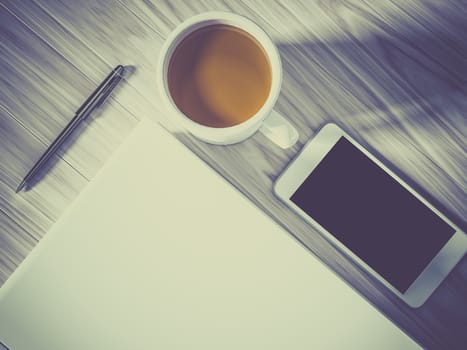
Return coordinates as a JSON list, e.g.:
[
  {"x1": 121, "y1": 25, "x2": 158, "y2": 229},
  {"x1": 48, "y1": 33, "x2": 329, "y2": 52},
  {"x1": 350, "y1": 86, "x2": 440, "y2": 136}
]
[{"x1": 157, "y1": 12, "x2": 298, "y2": 148}]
